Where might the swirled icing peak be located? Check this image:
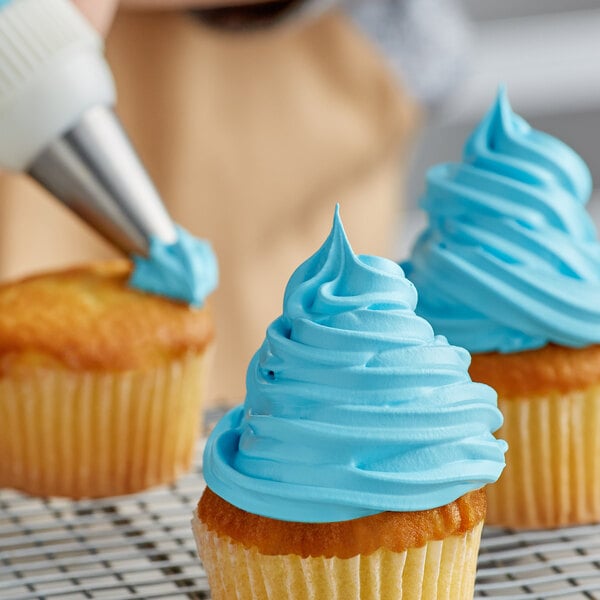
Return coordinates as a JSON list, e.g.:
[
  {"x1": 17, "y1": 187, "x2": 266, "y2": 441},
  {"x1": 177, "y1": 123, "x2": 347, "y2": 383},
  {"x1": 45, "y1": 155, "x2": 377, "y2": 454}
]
[
  {"x1": 403, "y1": 87, "x2": 600, "y2": 353},
  {"x1": 203, "y1": 206, "x2": 506, "y2": 523},
  {"x1": 129, "y1": 225, "x2": 218, "y2": 307}
]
